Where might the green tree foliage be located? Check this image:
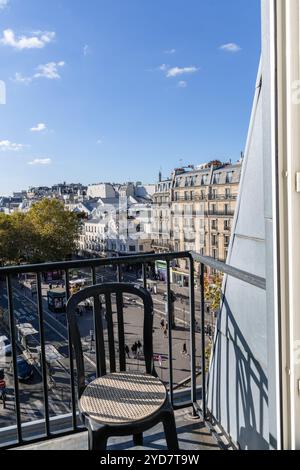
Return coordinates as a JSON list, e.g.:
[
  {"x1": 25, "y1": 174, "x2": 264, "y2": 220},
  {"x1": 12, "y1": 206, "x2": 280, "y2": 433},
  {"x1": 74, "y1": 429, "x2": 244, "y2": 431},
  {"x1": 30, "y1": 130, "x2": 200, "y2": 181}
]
[
  {"x1": 204, "y1": 273, "x2": 223, "y2": 313},
  {"x1": 0, "y1": 199, "x2": 80, "y2": 265}
]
